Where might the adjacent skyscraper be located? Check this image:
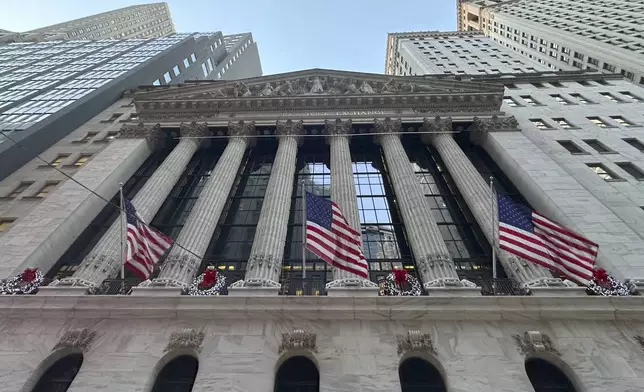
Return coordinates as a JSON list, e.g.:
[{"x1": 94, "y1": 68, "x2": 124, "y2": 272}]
[
  {"x1": 1, "y1": 3, "x2": 174, "y2": 43},
  {"x1": 0, "y1": 31, "x2": 262, "y2": 180},
  {"x1": 456, "y1": 0, "x2": 644, "y2": 85}
]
